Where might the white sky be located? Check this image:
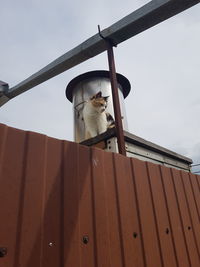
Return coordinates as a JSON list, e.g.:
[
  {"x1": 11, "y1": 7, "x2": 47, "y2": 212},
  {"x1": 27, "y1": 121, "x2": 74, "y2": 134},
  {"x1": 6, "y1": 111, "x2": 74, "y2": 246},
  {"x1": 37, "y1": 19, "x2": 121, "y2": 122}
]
[{"x1": 1, "y1": 0, "x2": 200, "y2": 167}]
